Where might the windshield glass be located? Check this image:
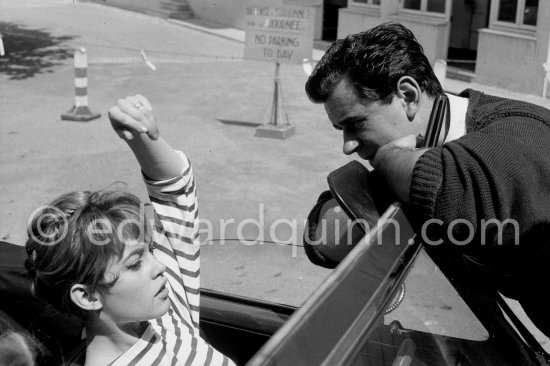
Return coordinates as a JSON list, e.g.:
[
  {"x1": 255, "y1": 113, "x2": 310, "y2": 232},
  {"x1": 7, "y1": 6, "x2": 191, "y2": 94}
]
[
  {"x1": 344, "y1": 247, "x2": 542, "y2": 366},
  {"x1": 201, "y1": 239, "x2": 330, "y2": 306},
  {"x1": 383, "y1": 248, "x2": 488, "y2": 341}
]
